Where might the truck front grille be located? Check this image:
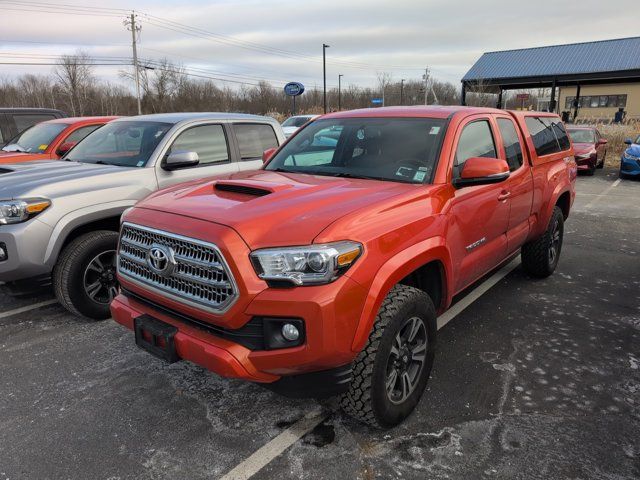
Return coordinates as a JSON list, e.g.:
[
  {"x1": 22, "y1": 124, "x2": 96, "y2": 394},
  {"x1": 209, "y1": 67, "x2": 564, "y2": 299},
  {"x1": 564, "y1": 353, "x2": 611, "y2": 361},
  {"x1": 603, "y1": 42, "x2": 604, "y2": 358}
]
[{"x1": 117, "y1": 223, "x2": 238, "y2": 313}]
